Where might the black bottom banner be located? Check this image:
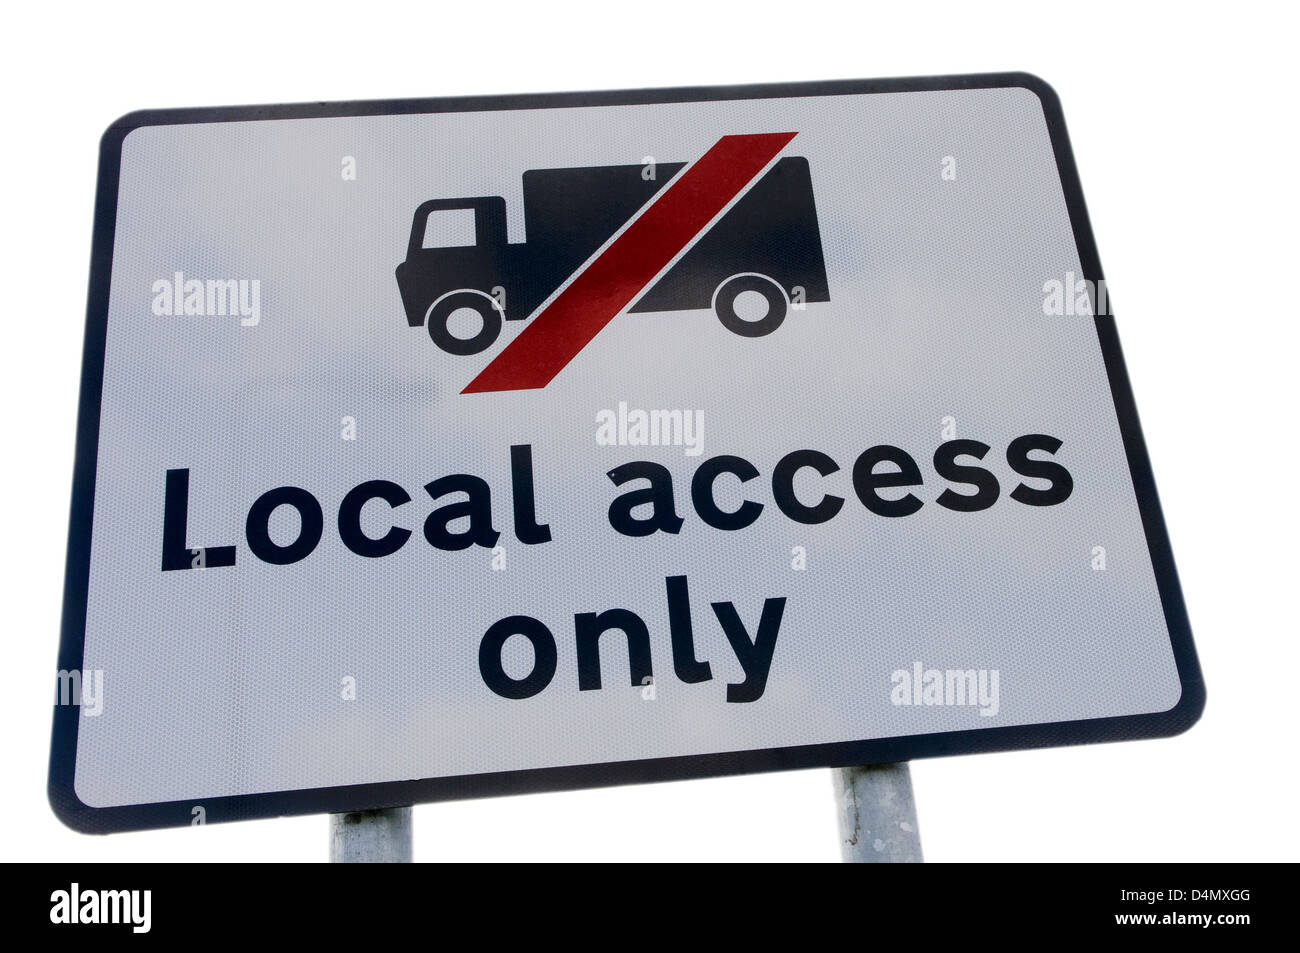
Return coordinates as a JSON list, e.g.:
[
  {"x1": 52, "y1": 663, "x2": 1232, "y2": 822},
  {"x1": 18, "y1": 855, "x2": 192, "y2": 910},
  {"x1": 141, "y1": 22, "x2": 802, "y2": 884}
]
[{"x1": 7, "y1": 861, "x2": 1280, "y2": 941}]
